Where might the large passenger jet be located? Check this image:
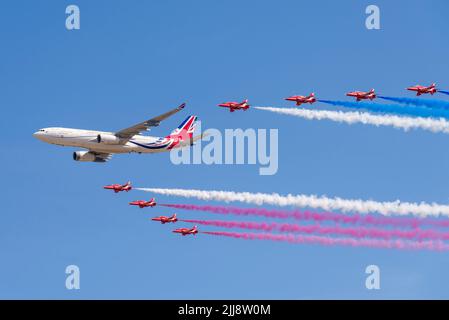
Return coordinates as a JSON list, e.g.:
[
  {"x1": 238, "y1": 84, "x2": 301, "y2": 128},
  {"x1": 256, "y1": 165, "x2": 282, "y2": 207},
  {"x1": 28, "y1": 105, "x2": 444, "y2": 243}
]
[{"x1": 33, "y1": 103, "x2": 200, "y2": 162}]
